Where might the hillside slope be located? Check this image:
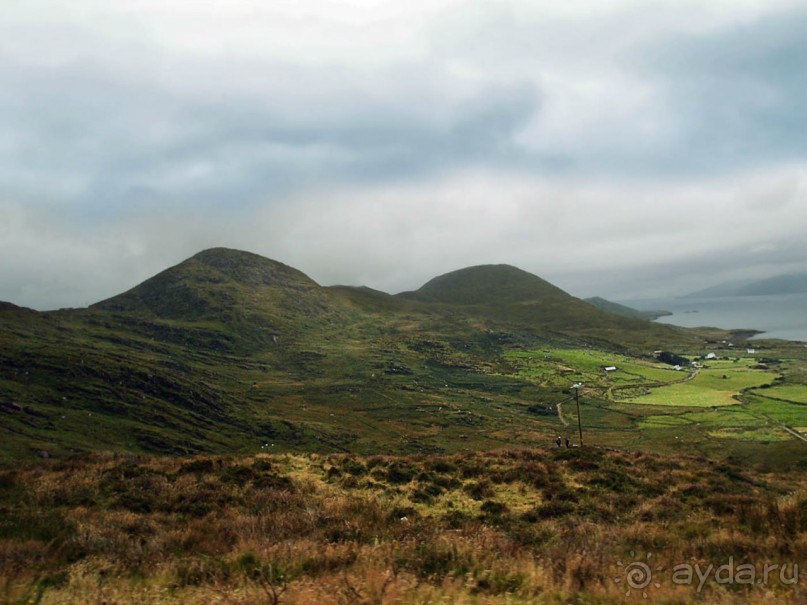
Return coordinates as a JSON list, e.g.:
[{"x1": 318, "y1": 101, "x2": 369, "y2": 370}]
[
  {"x1": 399, "y1": 265, "x2": 691, "y2": 349},
  {"x1": 93, "y1": 247, "x2": 325, "y2": 319},
  {"x1": 399, "y1": 264, "x2": 571, "y2": 305},
  {"x1": 0, "y1": 249, "x2": 719, "y2": 462}
]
